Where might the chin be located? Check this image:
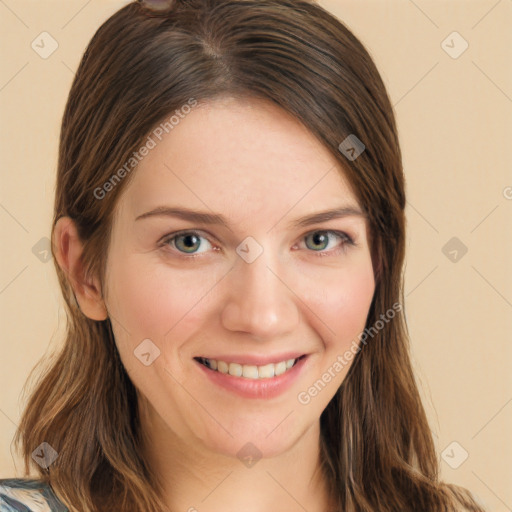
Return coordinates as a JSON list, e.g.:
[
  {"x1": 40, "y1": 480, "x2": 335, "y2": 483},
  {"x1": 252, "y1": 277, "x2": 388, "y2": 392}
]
[{"x1": 195, "y1": 414, "x2": 313, "y2": 462}]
